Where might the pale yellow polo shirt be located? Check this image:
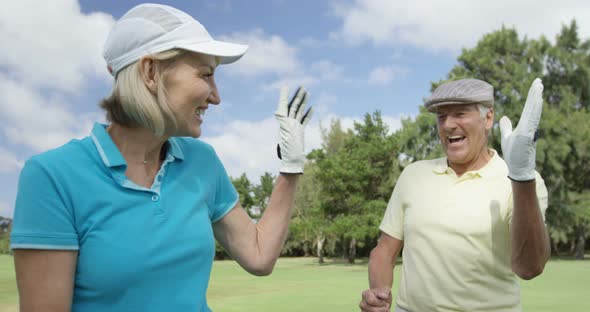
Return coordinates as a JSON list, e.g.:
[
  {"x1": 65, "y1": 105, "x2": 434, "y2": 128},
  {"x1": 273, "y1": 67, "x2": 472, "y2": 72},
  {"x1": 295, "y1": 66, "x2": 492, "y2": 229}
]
[{"x1": 380, "y1": 150, "x2": 548, "y2": 312}]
